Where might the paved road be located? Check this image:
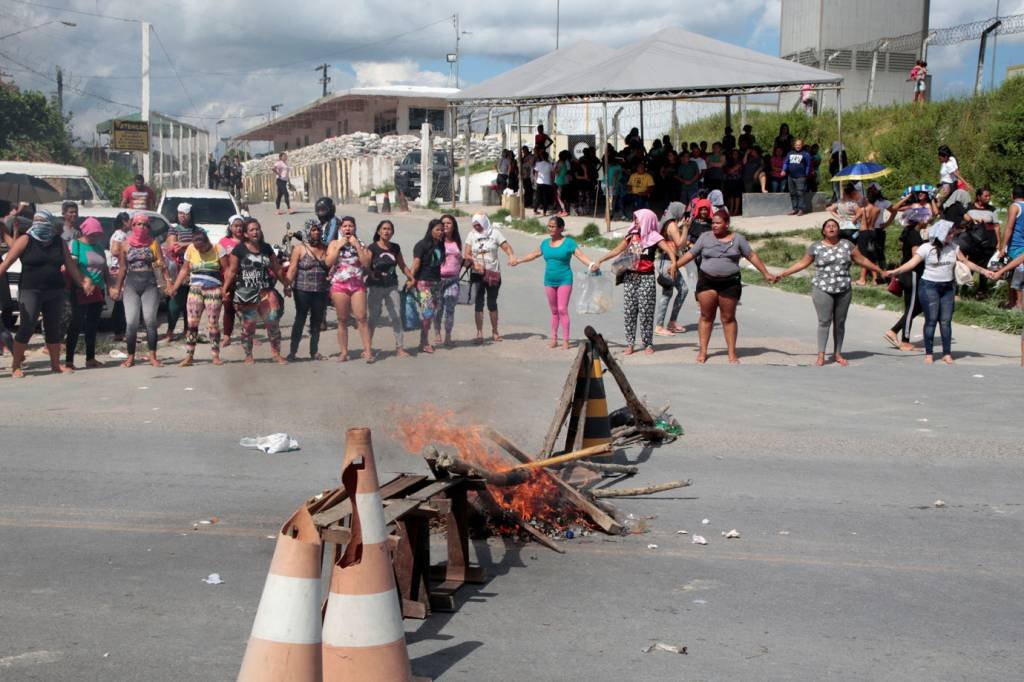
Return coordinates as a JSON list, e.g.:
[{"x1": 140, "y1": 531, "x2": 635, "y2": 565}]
[{"x1": 1, "y1": 202, "x2": 1021, "y2": 680}]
